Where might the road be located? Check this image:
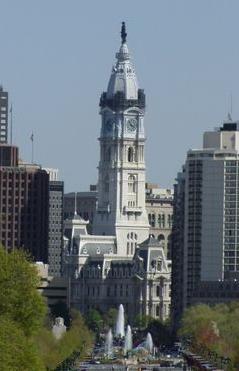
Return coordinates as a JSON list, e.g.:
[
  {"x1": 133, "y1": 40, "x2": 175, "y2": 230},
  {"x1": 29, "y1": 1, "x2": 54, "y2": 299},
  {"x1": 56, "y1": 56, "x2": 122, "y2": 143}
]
[{"x1": 77, "y1": 364, "x2": 183, "y2": 370}]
